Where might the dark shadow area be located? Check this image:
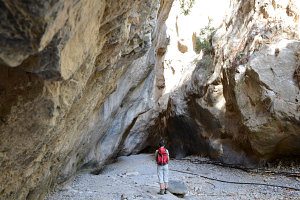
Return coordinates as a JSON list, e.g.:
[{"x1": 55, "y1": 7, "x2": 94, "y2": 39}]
[
  {"x1": 165, "y1": 115, "x2": 216, "y2": 159},
  {"x1": 0, "y1": 65, "x2": 44, "y2": 125}
]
